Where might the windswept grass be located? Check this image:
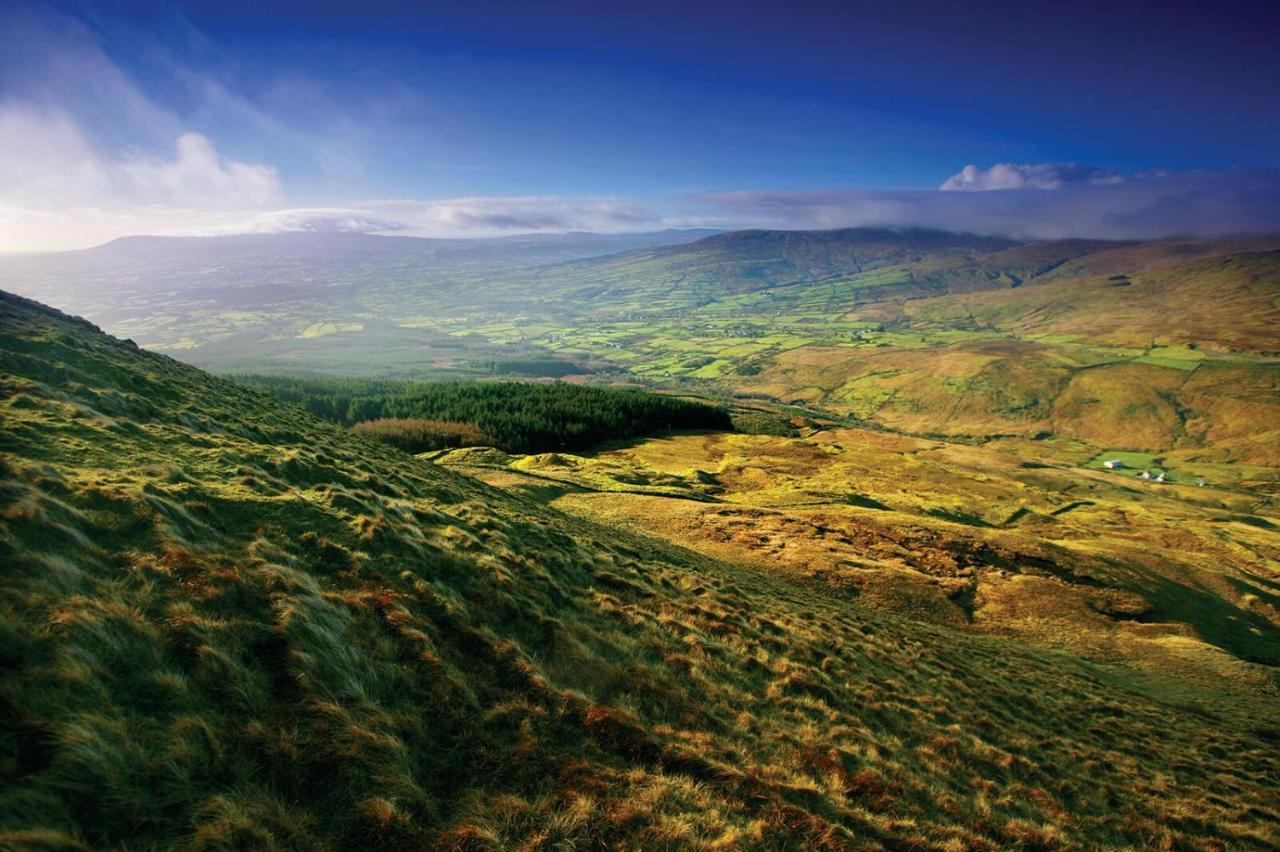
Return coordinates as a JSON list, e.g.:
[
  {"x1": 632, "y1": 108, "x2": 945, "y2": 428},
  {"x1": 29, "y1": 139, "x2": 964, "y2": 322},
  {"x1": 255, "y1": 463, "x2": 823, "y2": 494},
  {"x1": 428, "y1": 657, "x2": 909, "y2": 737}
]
[{"x1": 2, "y1": 290, "x2": 1278, "y2": 848}]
